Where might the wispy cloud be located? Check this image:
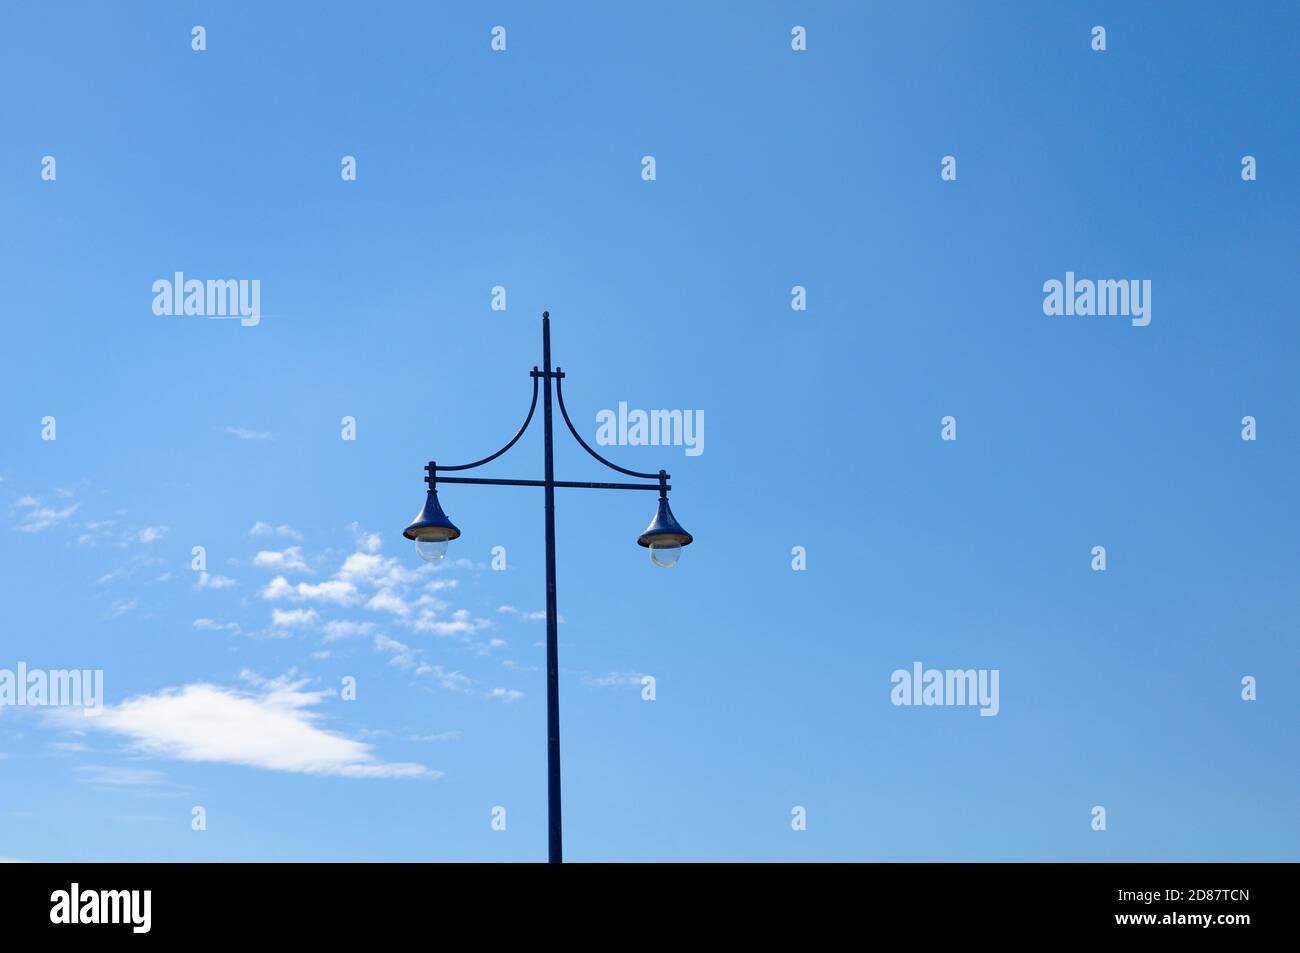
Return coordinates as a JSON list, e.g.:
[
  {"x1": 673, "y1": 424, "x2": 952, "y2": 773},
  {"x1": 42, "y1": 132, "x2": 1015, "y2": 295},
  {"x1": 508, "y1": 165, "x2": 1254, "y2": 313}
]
[
  {"x1": 348, "y1": 522, "x2": 383, "y2": 554},
  {"x1": 322, "y1": 620, "x2": 376, "y2": 642},
  {"x1": 74, "y1": 764, "x2": 177, "y2": 795},
  {"x1": 249, "y1": 522, "x2": 302, "y2": 540},
  {"x1": 9, "y1": 497, "x2": 79, "y2": 533},
  {"x1": 195, "y1": 572, "x2": 237, "y2": 591},
  {"x1": 420, "y1": 665, "x2": 477, "y2": 693},
  {"x1": 411, "y1": 608, "x2": 492, "y2": 637},
  {"x1": 98, "y1": 553, "x2": 166, "y2": 586},
  {"x1": 410, "y1": 731, "x2": 462, "y2": 743},
  {"x1": 193, "y1": 618, "x2": 242, "y2": 635},
  {"x1": 76, "y1": 518, "x2": 120, "y2": 547},
  {"x1": 105, "y1": 599, "x2": 138, "y2": 619},
  {"x1": 205, "y1": 527, "x2": 506, "y2": 697},
  {"x1": 581, "y1": 672, "x2": 647, "y2": 689},
  {"x1": 498, "y1": 605, "x2": 559, "y2": 623},
  {"x1": 374, "y1": 633, "x2": 419, "y2": 668},
  {"x1": 76, "y1": 764, "x2": 167, "y2": 786},
  {"x1": 224, "y1": 427, "x2": 273, "y2": 441}
]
